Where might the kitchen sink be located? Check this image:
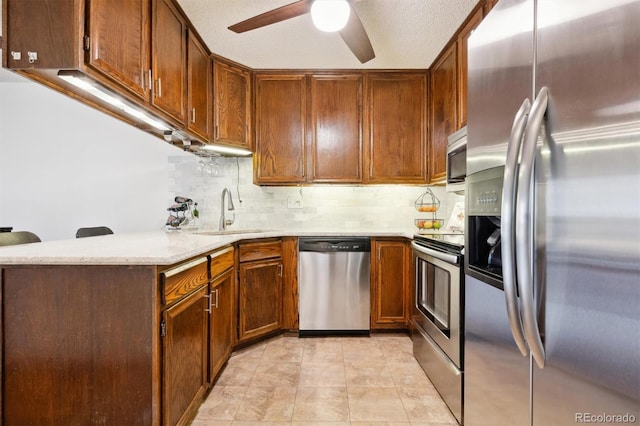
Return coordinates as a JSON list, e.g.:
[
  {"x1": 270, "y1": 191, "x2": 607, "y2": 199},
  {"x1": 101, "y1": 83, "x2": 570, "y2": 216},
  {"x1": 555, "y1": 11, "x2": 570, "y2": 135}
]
[{"x1": 193, "y1": 229, "x2": 268, "y2": 236}]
